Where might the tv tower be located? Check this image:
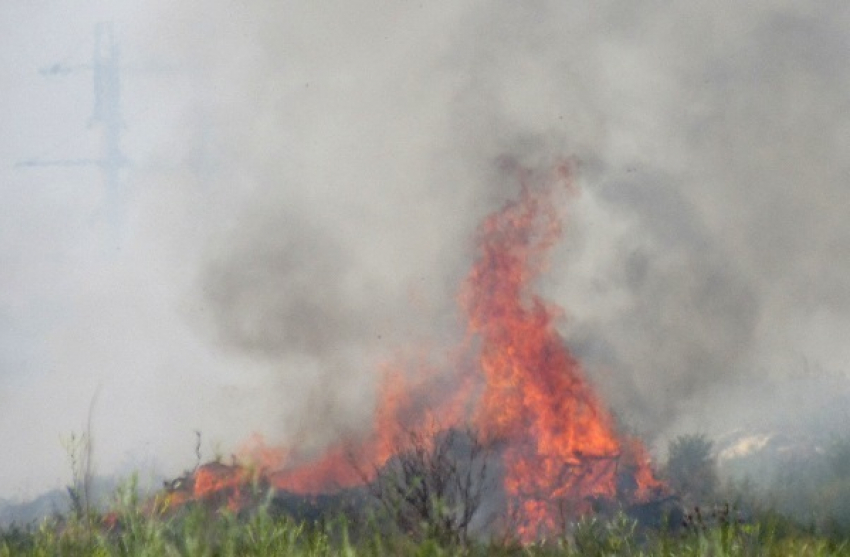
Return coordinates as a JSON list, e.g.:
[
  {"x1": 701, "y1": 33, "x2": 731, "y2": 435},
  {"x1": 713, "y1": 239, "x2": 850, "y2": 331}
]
[{"x1": 17, "y1": 22, "x2": 127, "y2": 234}]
